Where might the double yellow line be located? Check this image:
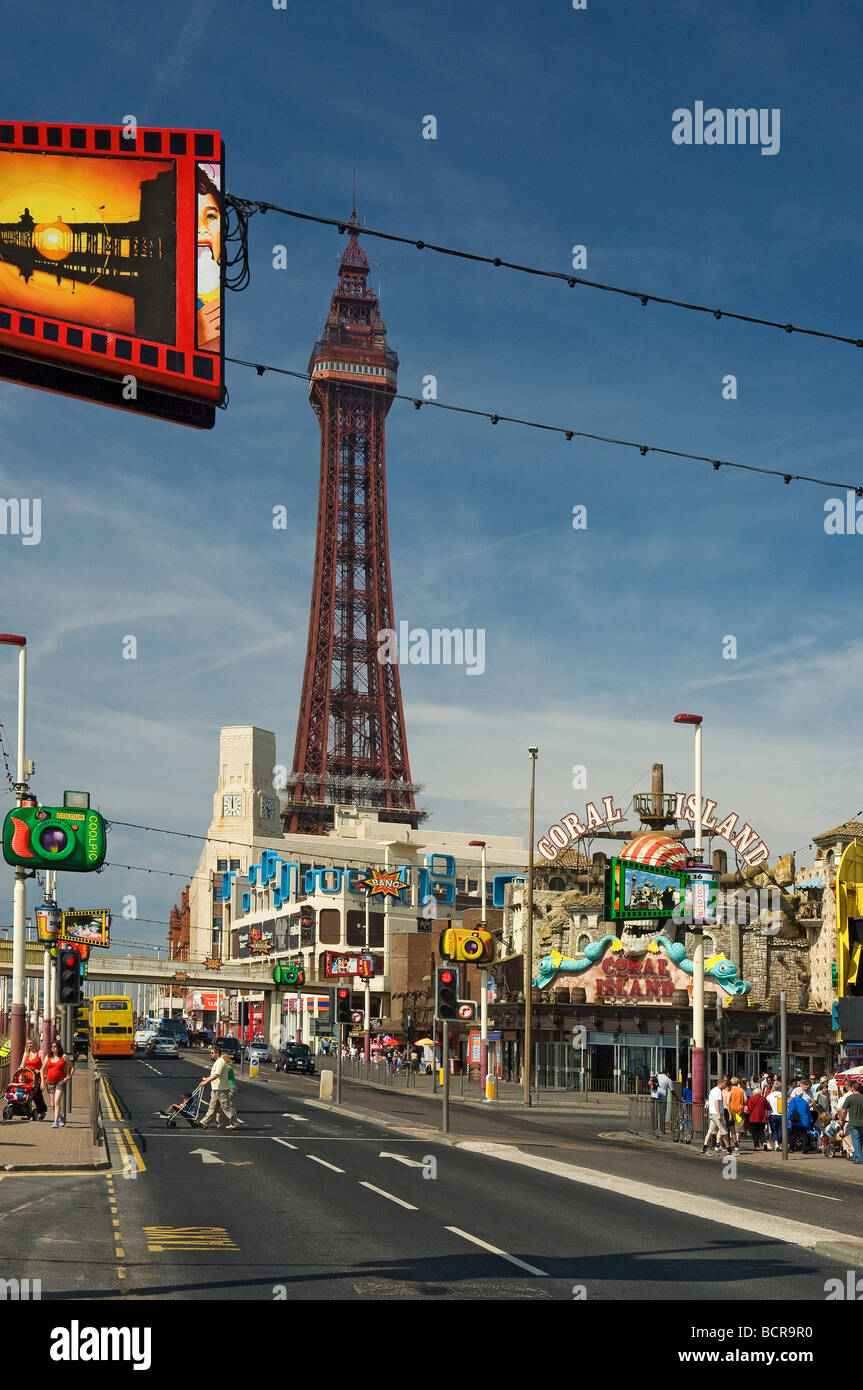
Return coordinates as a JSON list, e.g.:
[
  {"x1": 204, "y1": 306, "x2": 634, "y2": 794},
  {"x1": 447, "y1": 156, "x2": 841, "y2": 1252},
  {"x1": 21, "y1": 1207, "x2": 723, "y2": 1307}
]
[{"x1": 101, "y1": 1075, "x2": 146, "y2": 1176}]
